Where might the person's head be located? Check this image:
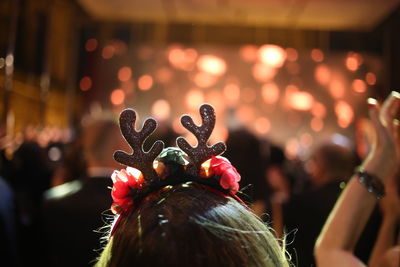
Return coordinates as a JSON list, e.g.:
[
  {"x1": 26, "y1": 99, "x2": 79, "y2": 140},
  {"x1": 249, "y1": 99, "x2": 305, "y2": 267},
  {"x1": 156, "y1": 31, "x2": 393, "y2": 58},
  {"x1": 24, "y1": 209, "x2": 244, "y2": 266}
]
[
  {"x1": 306, "y1": 142, "x2": 356, "y2": 187},
  {"x1": 81, "y1": 119, "x2": 126, "y2": 169},
  {"x1": 96, "y1": 183, "x2": 289, "y2": 267}
]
